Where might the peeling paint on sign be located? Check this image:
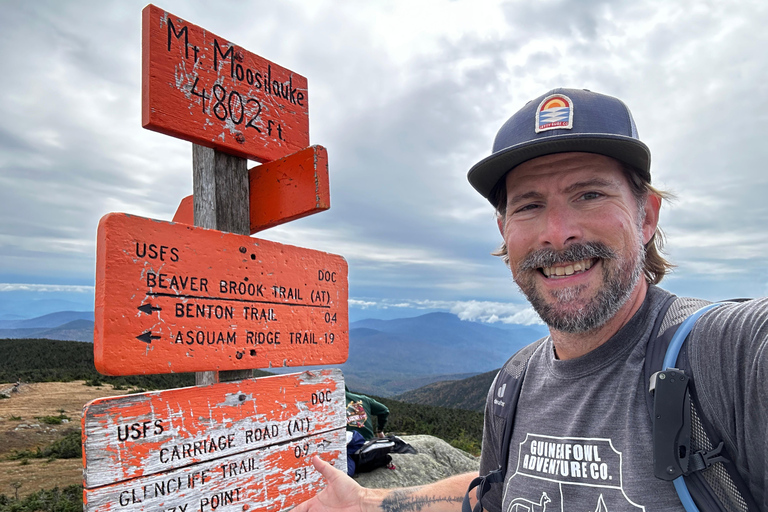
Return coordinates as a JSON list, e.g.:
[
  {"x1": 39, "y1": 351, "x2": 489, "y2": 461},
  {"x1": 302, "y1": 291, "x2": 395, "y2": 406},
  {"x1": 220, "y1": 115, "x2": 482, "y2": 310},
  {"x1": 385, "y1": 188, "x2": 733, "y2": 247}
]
[{"x1": 83, "y1": 370, "x2": 345, "y2": 512}]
